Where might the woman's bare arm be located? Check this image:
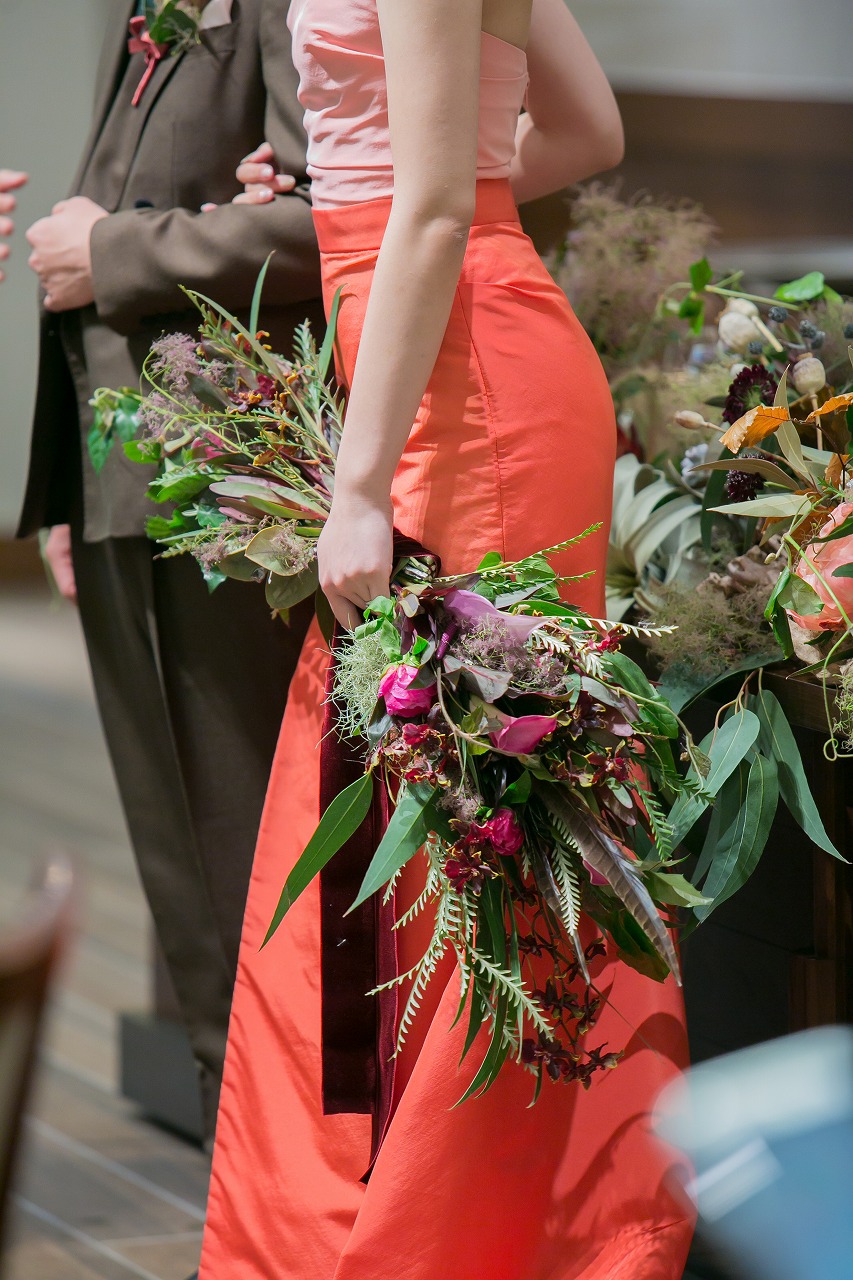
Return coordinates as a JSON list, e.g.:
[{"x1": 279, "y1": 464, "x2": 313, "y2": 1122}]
[
  {"x1": 510, "y1": 0, "x2": 623, "y2": 204},
  {"x1": 317, "y1": 0, "x2": 484, "y2": 627}
]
